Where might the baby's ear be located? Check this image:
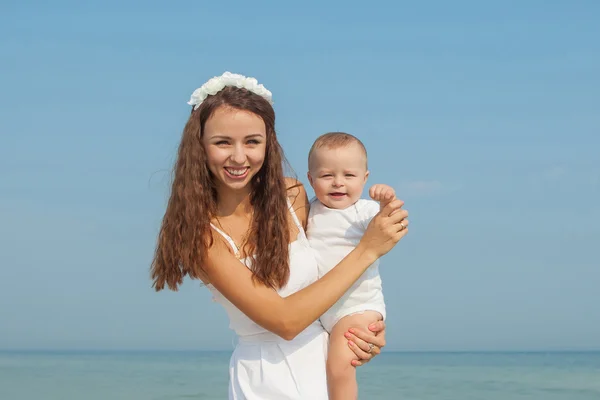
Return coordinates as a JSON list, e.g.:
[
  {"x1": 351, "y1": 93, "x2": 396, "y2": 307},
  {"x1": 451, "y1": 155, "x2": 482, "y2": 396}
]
[
  {"x1": 364, "y1": 170, "x2": 370, "y2": 182},
  {"x1": 306, "y1": 171, "x2": 313, "y2": 186}
]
